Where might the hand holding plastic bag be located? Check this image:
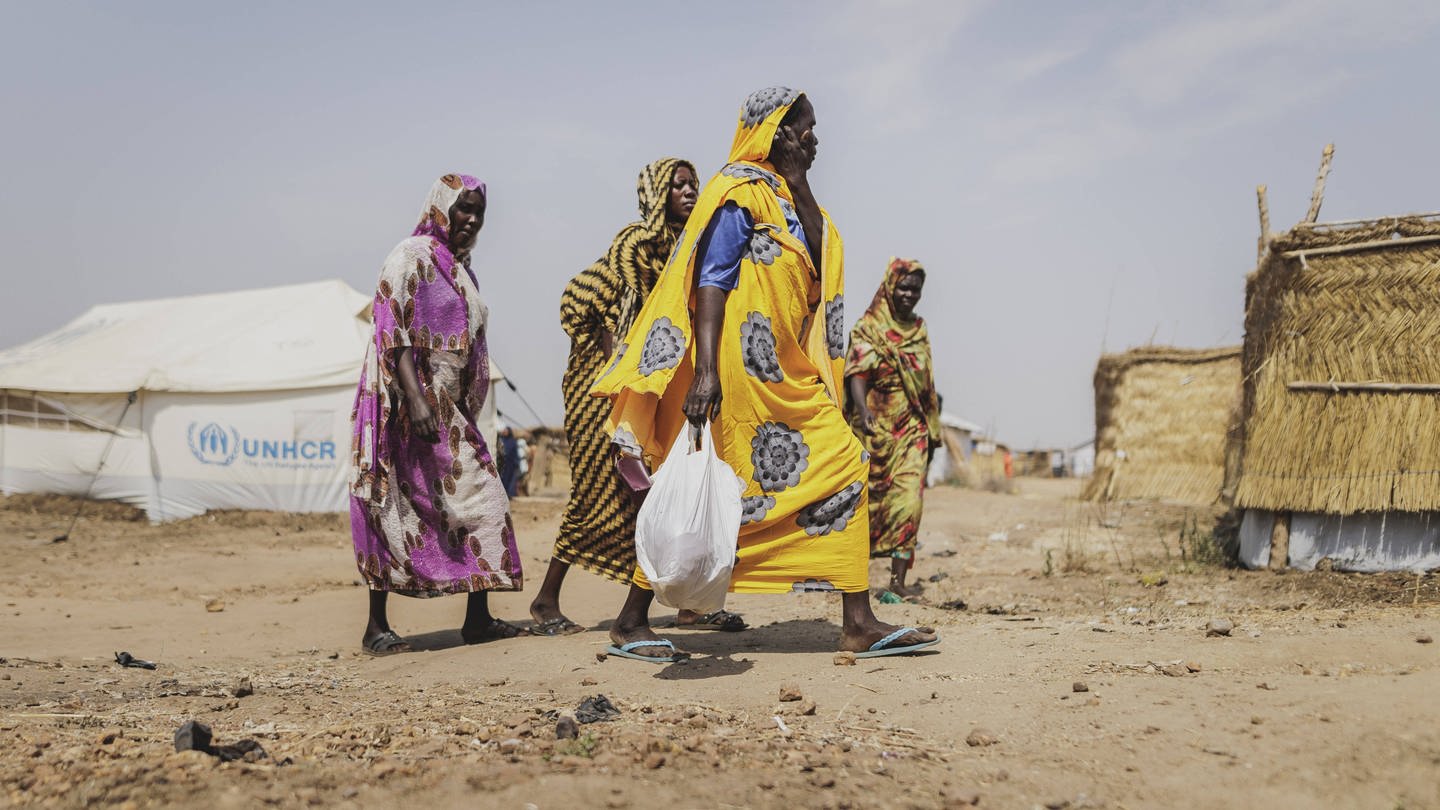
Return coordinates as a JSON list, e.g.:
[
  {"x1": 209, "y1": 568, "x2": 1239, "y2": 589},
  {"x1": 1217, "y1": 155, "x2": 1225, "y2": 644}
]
[{"x1": 634, "y1": 423, "x2": 743, "y2": 613}]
